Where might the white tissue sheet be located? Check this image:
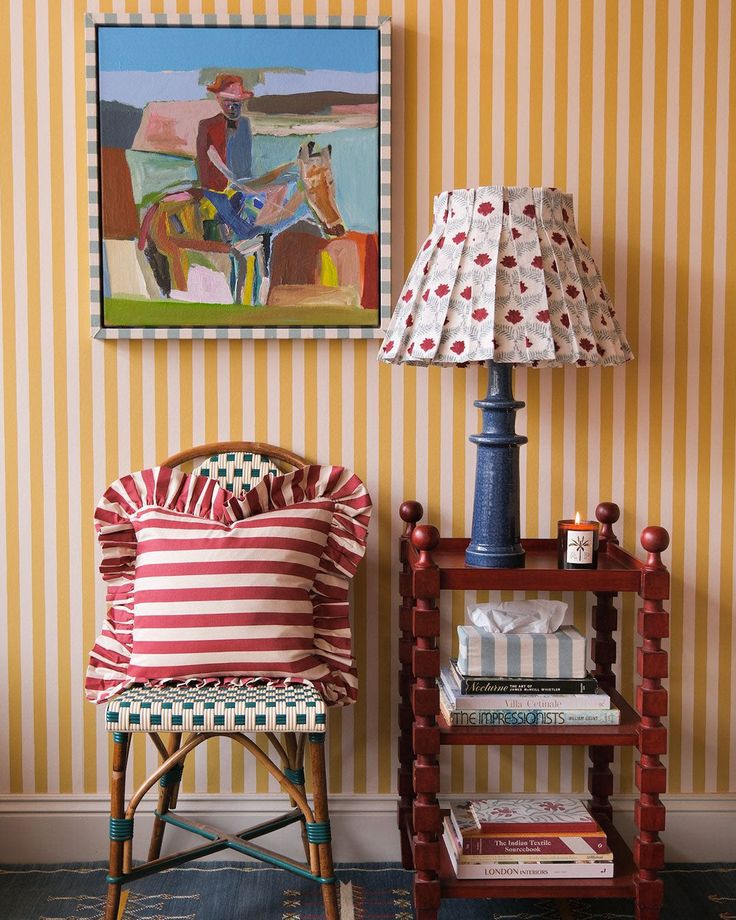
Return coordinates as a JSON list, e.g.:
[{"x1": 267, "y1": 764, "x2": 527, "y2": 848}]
[
  {"x1": 467, "y1": 599, "x2": 568, "y2": 634},
  {"x1": 457, "y1": 624, "x2": 587, "y2": 678}
]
